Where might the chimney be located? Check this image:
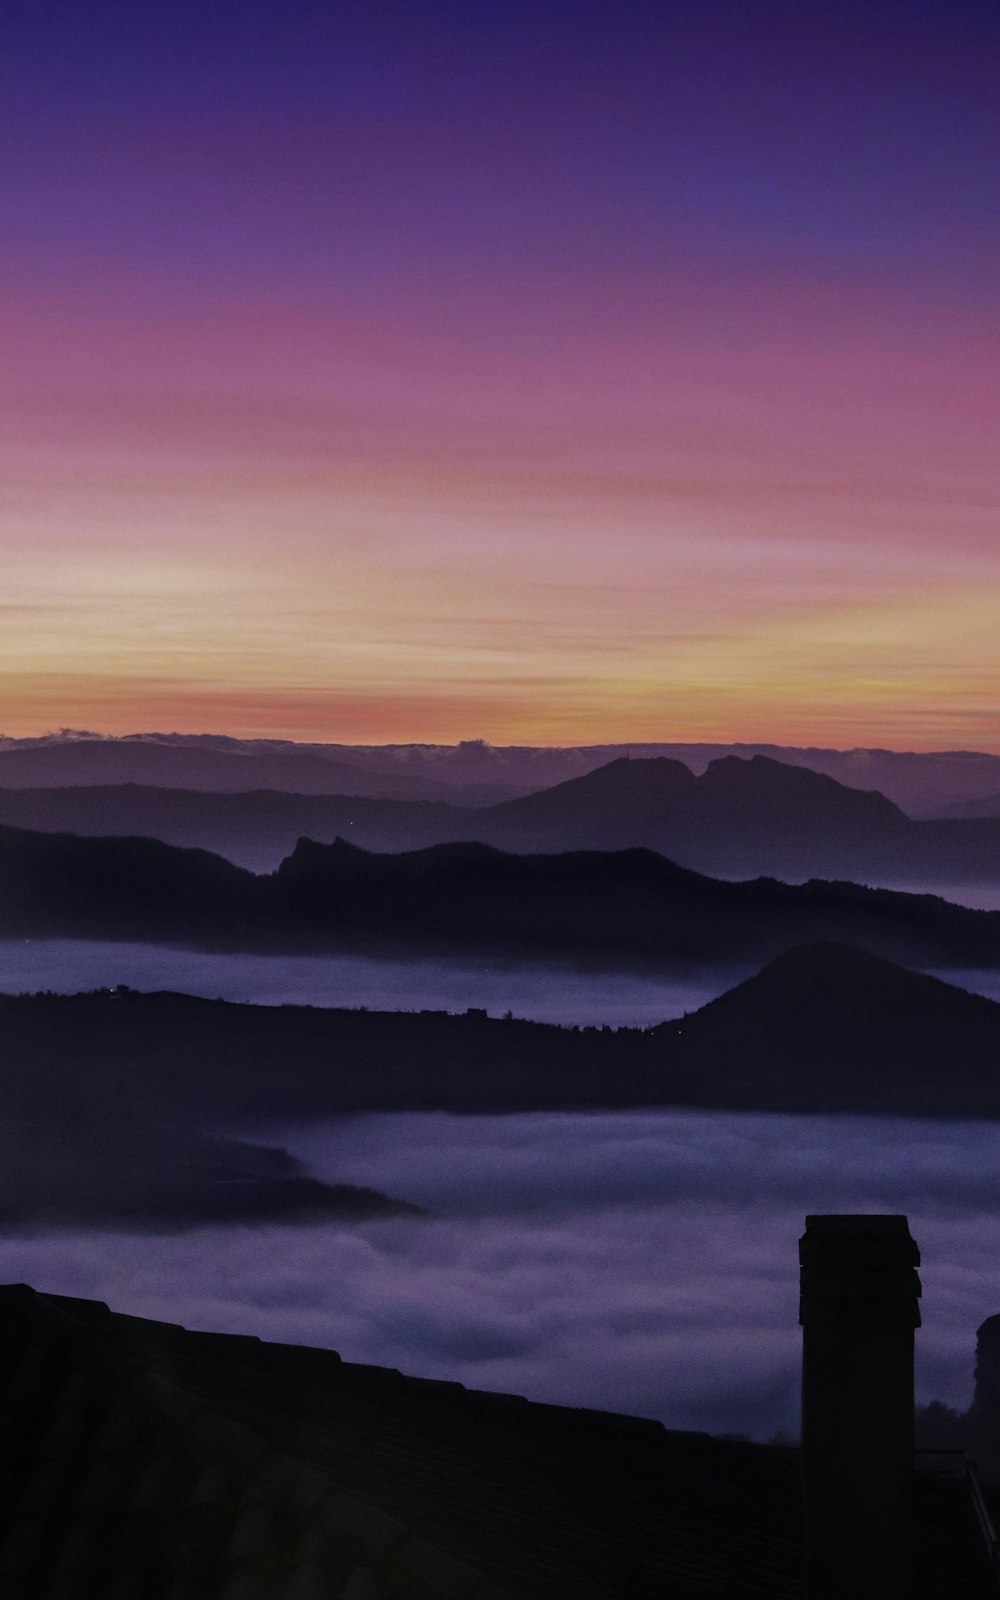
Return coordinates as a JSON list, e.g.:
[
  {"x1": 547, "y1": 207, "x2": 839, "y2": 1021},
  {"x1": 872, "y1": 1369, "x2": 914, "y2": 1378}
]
[
  {"x1": 973, "y1": 1314, "x2": 1000, "y2": 1416},
  {"x1": 799, "y1": 1214, "x2": 921, "y2": 1600},
  {"x1": 964, "y1": 1313, "x2": 1000, "y2": 1485}
]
